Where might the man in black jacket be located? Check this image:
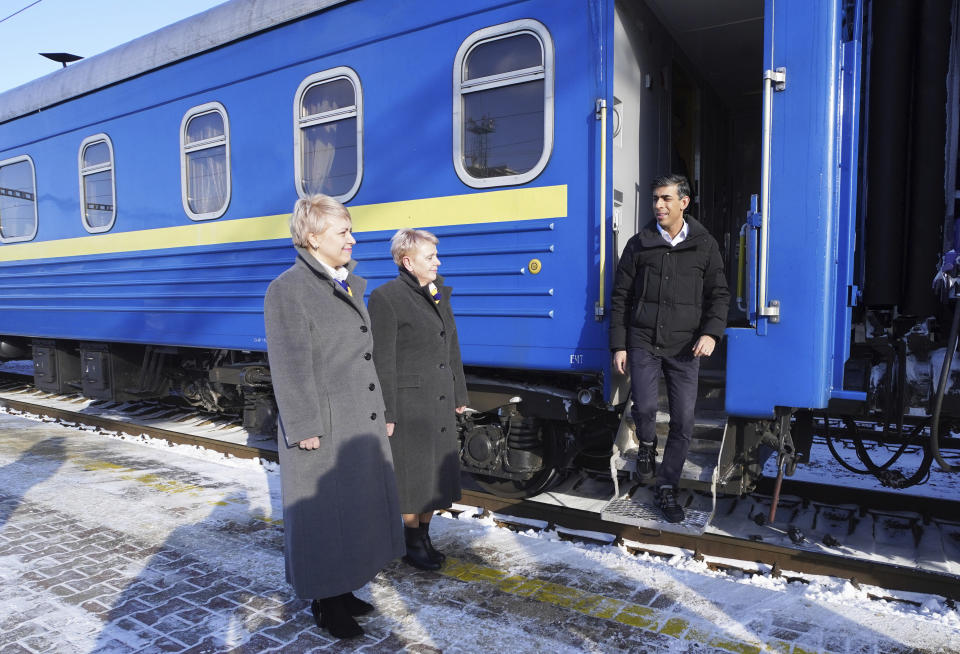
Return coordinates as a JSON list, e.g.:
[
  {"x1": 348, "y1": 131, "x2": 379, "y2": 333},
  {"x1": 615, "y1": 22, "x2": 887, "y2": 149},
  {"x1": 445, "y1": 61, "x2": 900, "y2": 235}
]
[{"x1": 610, "y1": 174, "x2": 729, "y2": 523}]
